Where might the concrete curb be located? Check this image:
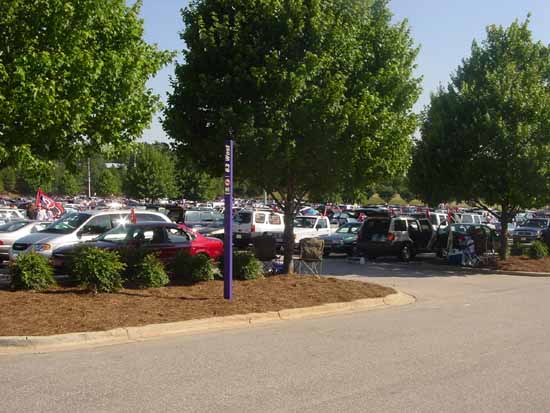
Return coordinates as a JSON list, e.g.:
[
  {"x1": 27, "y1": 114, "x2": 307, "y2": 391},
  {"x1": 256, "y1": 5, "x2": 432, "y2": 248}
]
[
  {"x1": 401, "y1": 261, "x2": 550, "y2": 278},
  {"x1": 0, "y1": 292, "x2": 414, "y2": 354}
]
